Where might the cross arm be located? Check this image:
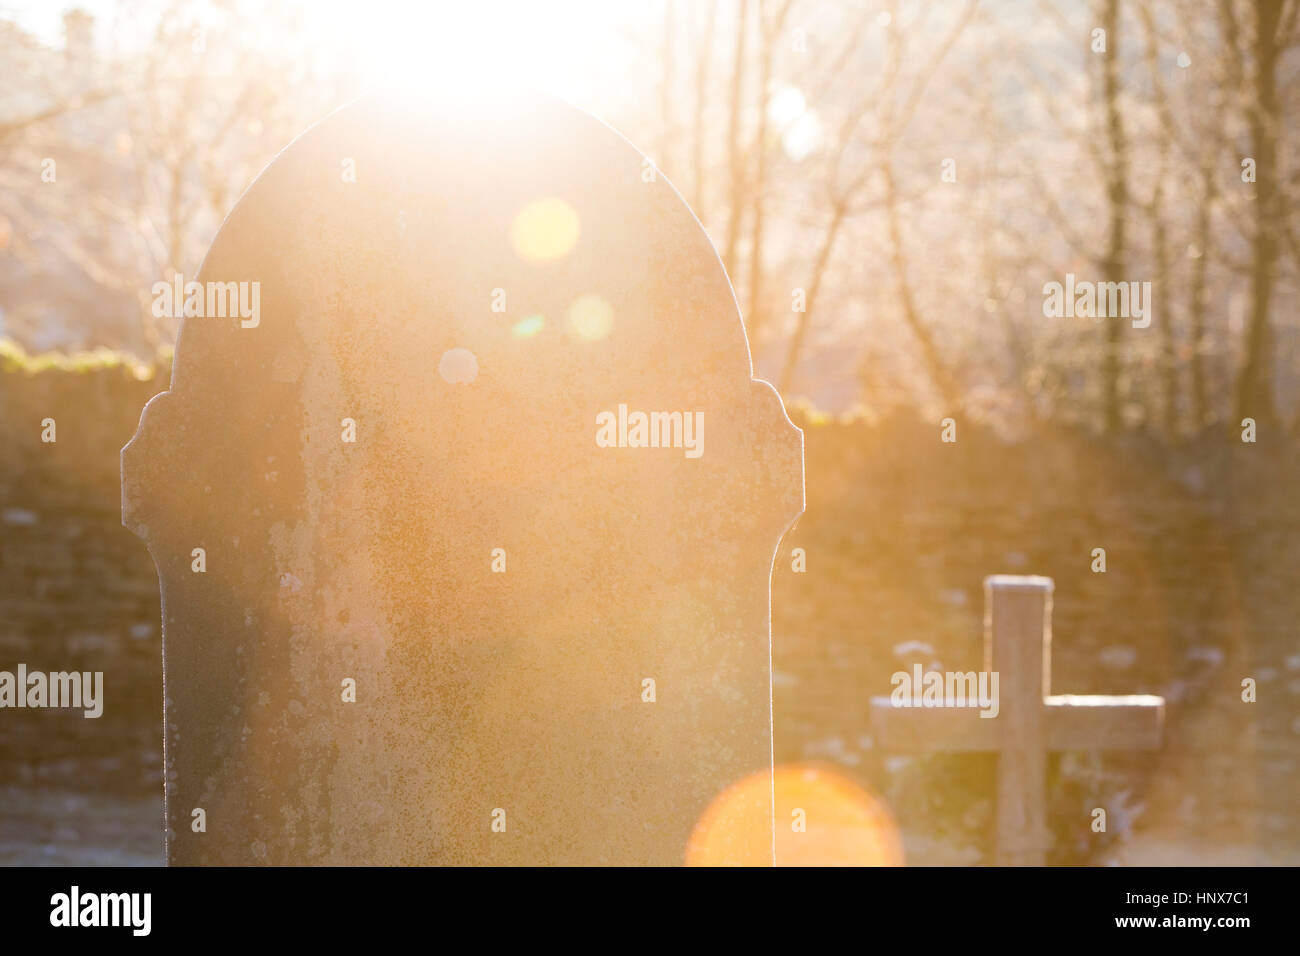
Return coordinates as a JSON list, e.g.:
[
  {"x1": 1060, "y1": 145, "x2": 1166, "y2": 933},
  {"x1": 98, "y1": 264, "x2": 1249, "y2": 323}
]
[
  {"x1": 869, "y1": 694, "x2": 1165, "y2": 753},
  {"x1": 1044, "y1": 694, "x2": 1164, "y2": 751}
]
